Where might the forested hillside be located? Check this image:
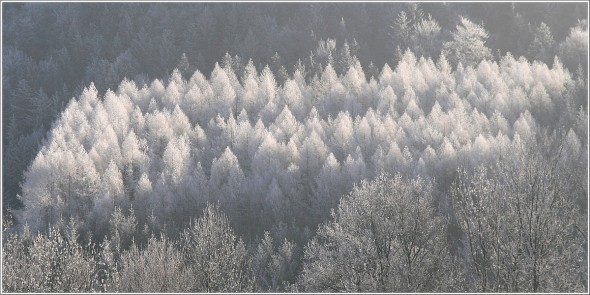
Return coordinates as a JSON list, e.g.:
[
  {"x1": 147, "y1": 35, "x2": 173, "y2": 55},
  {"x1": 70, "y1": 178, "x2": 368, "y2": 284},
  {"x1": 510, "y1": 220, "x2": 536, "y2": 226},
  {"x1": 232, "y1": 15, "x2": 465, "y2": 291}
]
[
  {"x1": 2, "y1": 2, "x2": 588, "y2": 293},
  {"x1": 2, "y1": 2, "x2": 588, "y2": 213}
]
